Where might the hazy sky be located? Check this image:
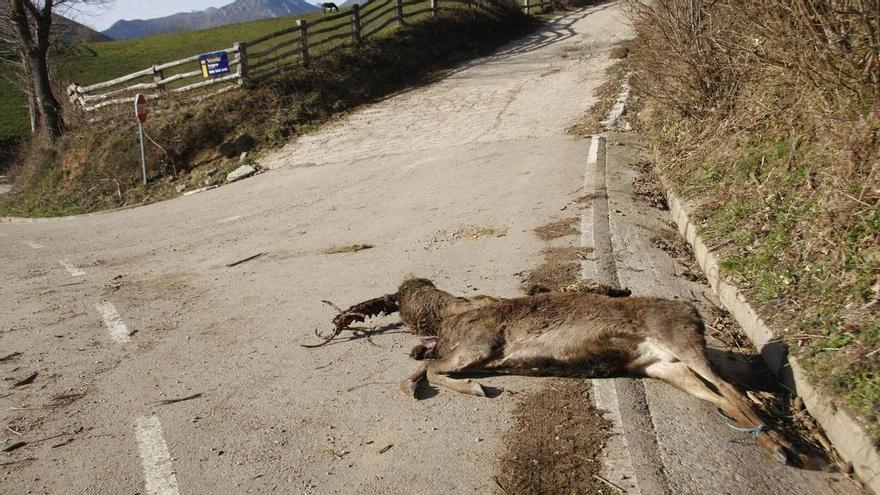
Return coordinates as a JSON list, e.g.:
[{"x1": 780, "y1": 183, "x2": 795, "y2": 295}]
[{"x1": 67, "y1": 0, "x2": 321, "y2": 31}]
